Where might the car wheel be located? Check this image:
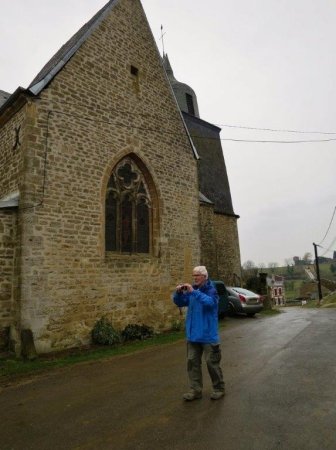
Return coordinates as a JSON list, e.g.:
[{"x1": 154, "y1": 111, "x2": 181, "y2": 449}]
[
  {"x1": 228, "y1": 303, "x2": 235, "y2": 316},
  {"x1": 247, "y1": 313, "x2": 255, "y2": 317}
]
